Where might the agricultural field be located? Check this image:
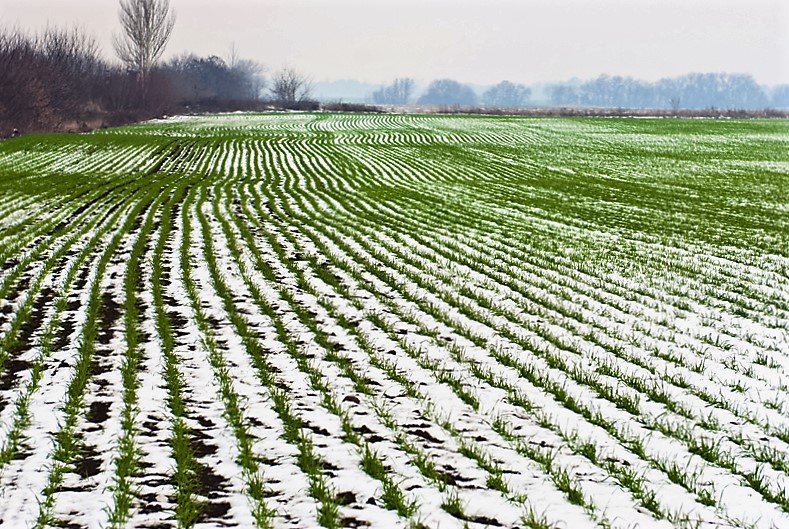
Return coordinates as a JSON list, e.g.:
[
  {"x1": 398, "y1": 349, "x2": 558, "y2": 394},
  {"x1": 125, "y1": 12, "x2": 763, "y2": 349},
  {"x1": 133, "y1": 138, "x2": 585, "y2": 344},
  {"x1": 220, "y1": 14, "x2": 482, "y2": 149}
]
[{"x1": 0, "y1": 113, "x2": 787, "y2": 529}]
